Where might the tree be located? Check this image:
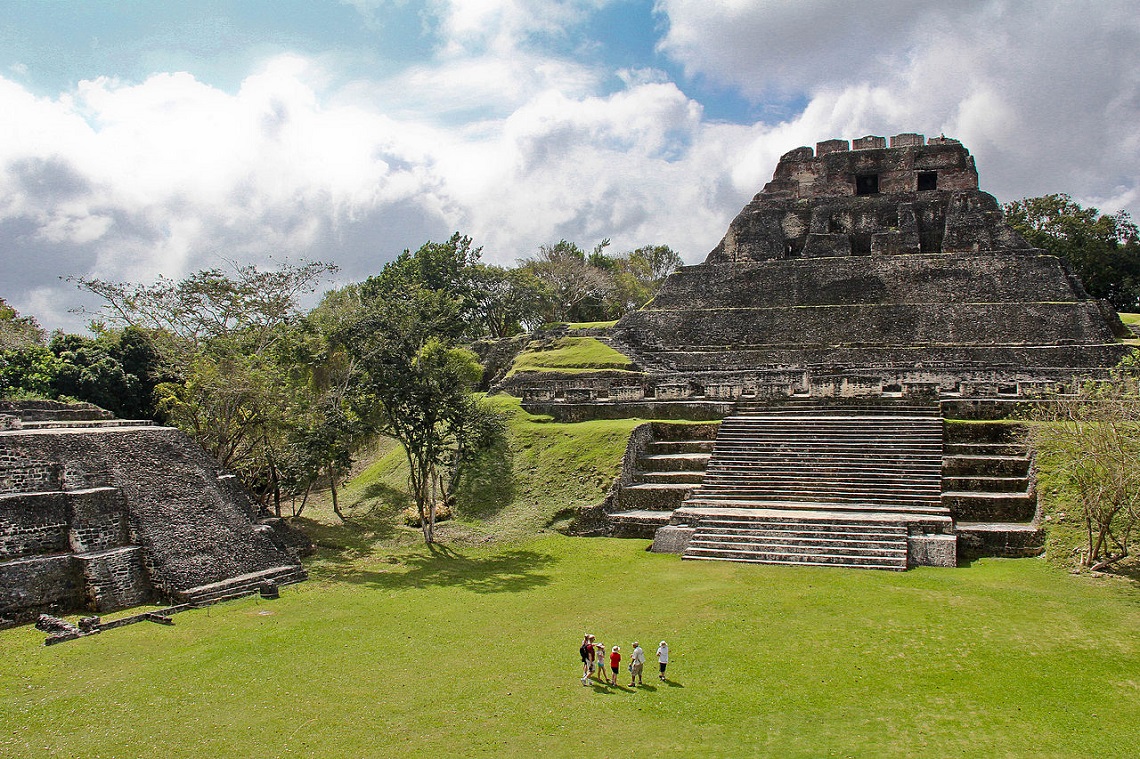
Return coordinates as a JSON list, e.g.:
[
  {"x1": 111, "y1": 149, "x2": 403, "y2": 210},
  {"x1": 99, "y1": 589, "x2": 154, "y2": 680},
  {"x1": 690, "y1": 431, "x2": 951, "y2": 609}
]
[
  {"x1": 0, "y1": 298, "x2": 45, "y2": 350},
  {"x1": 1030, "y1": 354, "x2": 1140, "y2": 570},
  {"x1": 348, "y1": 282, "x2": 490, "y2": 543},
  {"x1": 49, "y1": 328, "x2": 163, "y2": 419},
  {"x1": 1004, "y1": 194, "x2": 1140, "y2": 311},
  {"x1": 76, "y1": 261, "x2": 339, "y2": 503}
]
